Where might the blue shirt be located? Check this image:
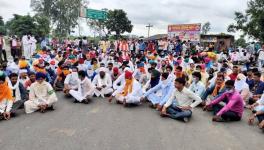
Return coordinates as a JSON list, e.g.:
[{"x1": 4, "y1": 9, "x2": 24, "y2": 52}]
[
  {"x1": 252, "y1": 81, "x2": 264, "y2": 95},
  {"x1": 139, "y1": 43, "x2": 146, "y2": 51},
  {"x1": 144, "y1": 82, "x2": 175, "y2": 106}
]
